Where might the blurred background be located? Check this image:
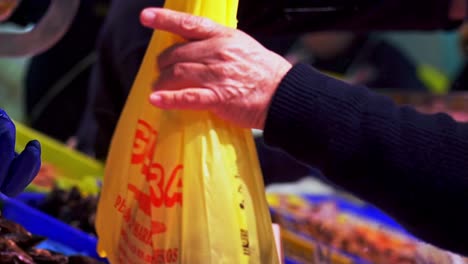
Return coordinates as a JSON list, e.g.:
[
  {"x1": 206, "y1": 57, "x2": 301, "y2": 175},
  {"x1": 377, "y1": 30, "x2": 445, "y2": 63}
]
[
  {"x1": 1, "y1": 1, "x2": 468, "y2": 263},
  {"x1": 1, "y1": 30, "x2": 466, "y2": 134}
]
